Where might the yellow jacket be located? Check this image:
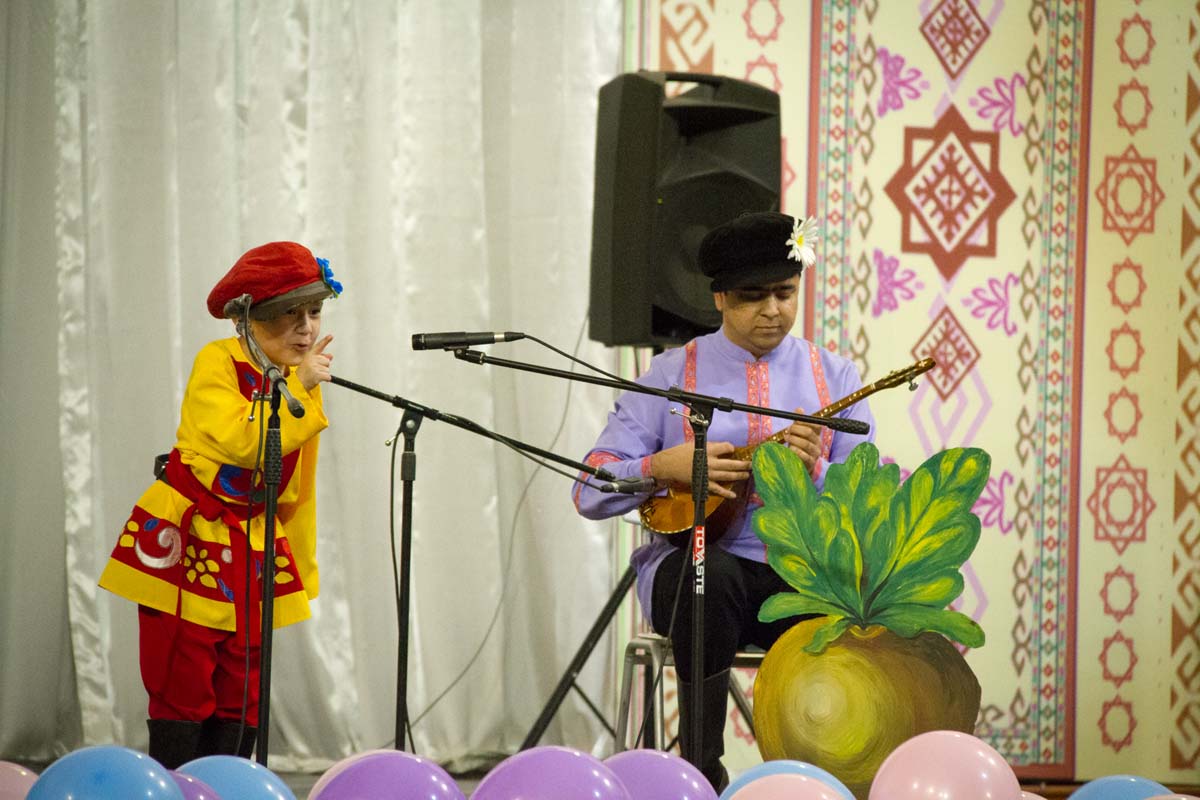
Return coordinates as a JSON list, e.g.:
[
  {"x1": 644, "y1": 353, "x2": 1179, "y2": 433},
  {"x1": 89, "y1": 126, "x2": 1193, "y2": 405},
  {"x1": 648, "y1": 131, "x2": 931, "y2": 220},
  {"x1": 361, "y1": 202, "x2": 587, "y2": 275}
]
[{"x1": 99, "y1": 337, "x2": 328, "y2": 631}]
